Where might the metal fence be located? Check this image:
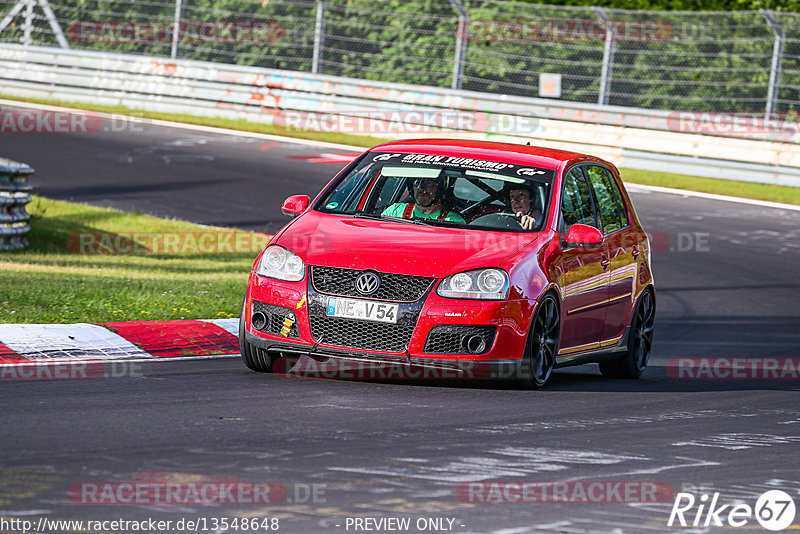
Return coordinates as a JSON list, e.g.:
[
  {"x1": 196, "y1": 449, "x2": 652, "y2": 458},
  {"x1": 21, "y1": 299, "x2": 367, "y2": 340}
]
[{"x1": 1, "y1": 0, "x2": 798, "y2": 115}]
